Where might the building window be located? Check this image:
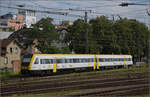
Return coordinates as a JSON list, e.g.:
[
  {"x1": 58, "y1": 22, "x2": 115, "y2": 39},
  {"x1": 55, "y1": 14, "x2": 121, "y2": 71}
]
[
  {"x1": 15, "y1": 47, "x2": 18, "y2": 54},
  {"x1": 4, "y1": 57, "x2": 8, "y2": 64},
  {"x1": 10, "y1": 48, "x2": 13, "y2": 53}
]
